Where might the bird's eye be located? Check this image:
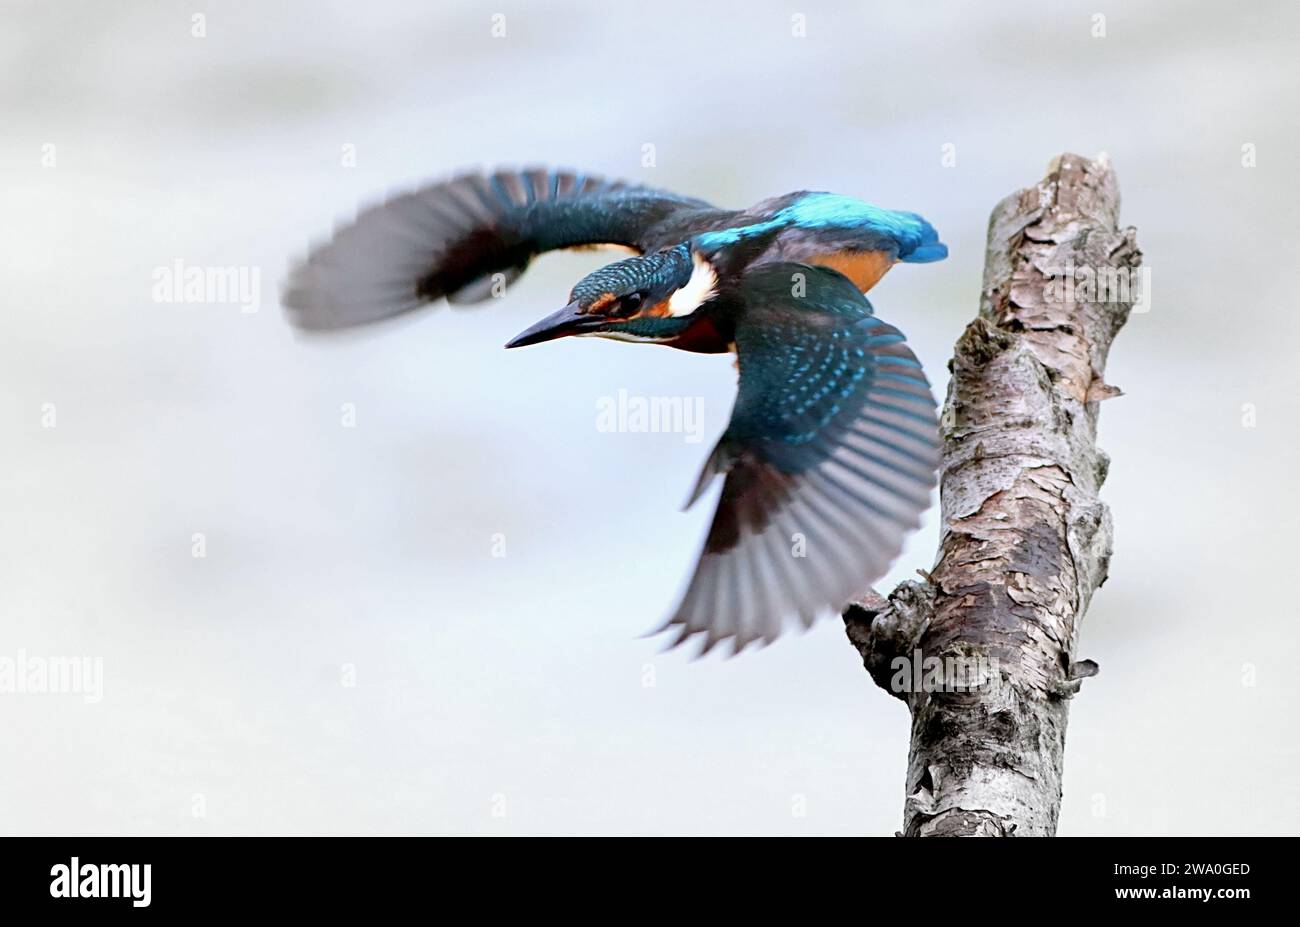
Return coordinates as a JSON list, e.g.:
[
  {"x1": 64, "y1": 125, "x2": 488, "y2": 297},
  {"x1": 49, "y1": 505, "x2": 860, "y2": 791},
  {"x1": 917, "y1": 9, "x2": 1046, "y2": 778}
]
[{"x1": 612, "y1": 292, "x2": 643, "y2": 317}]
